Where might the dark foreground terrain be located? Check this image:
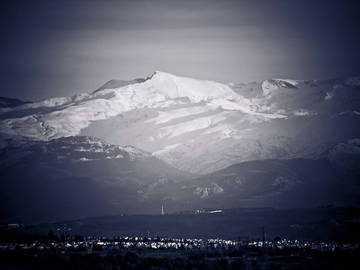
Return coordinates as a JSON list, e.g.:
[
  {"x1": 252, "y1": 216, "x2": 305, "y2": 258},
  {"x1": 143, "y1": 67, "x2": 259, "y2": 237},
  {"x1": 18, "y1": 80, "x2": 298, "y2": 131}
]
[{"x1": 0, "y1": 239, "x2": 359, "y2": 270}]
